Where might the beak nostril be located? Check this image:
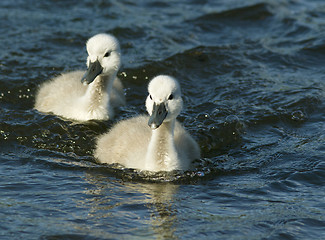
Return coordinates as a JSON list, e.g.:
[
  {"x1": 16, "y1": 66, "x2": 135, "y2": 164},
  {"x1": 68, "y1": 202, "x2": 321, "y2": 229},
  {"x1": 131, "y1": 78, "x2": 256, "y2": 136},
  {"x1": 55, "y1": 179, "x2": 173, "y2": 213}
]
[{"x1": 82, "y1": 60, "x2": 103, "y2": 84}]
